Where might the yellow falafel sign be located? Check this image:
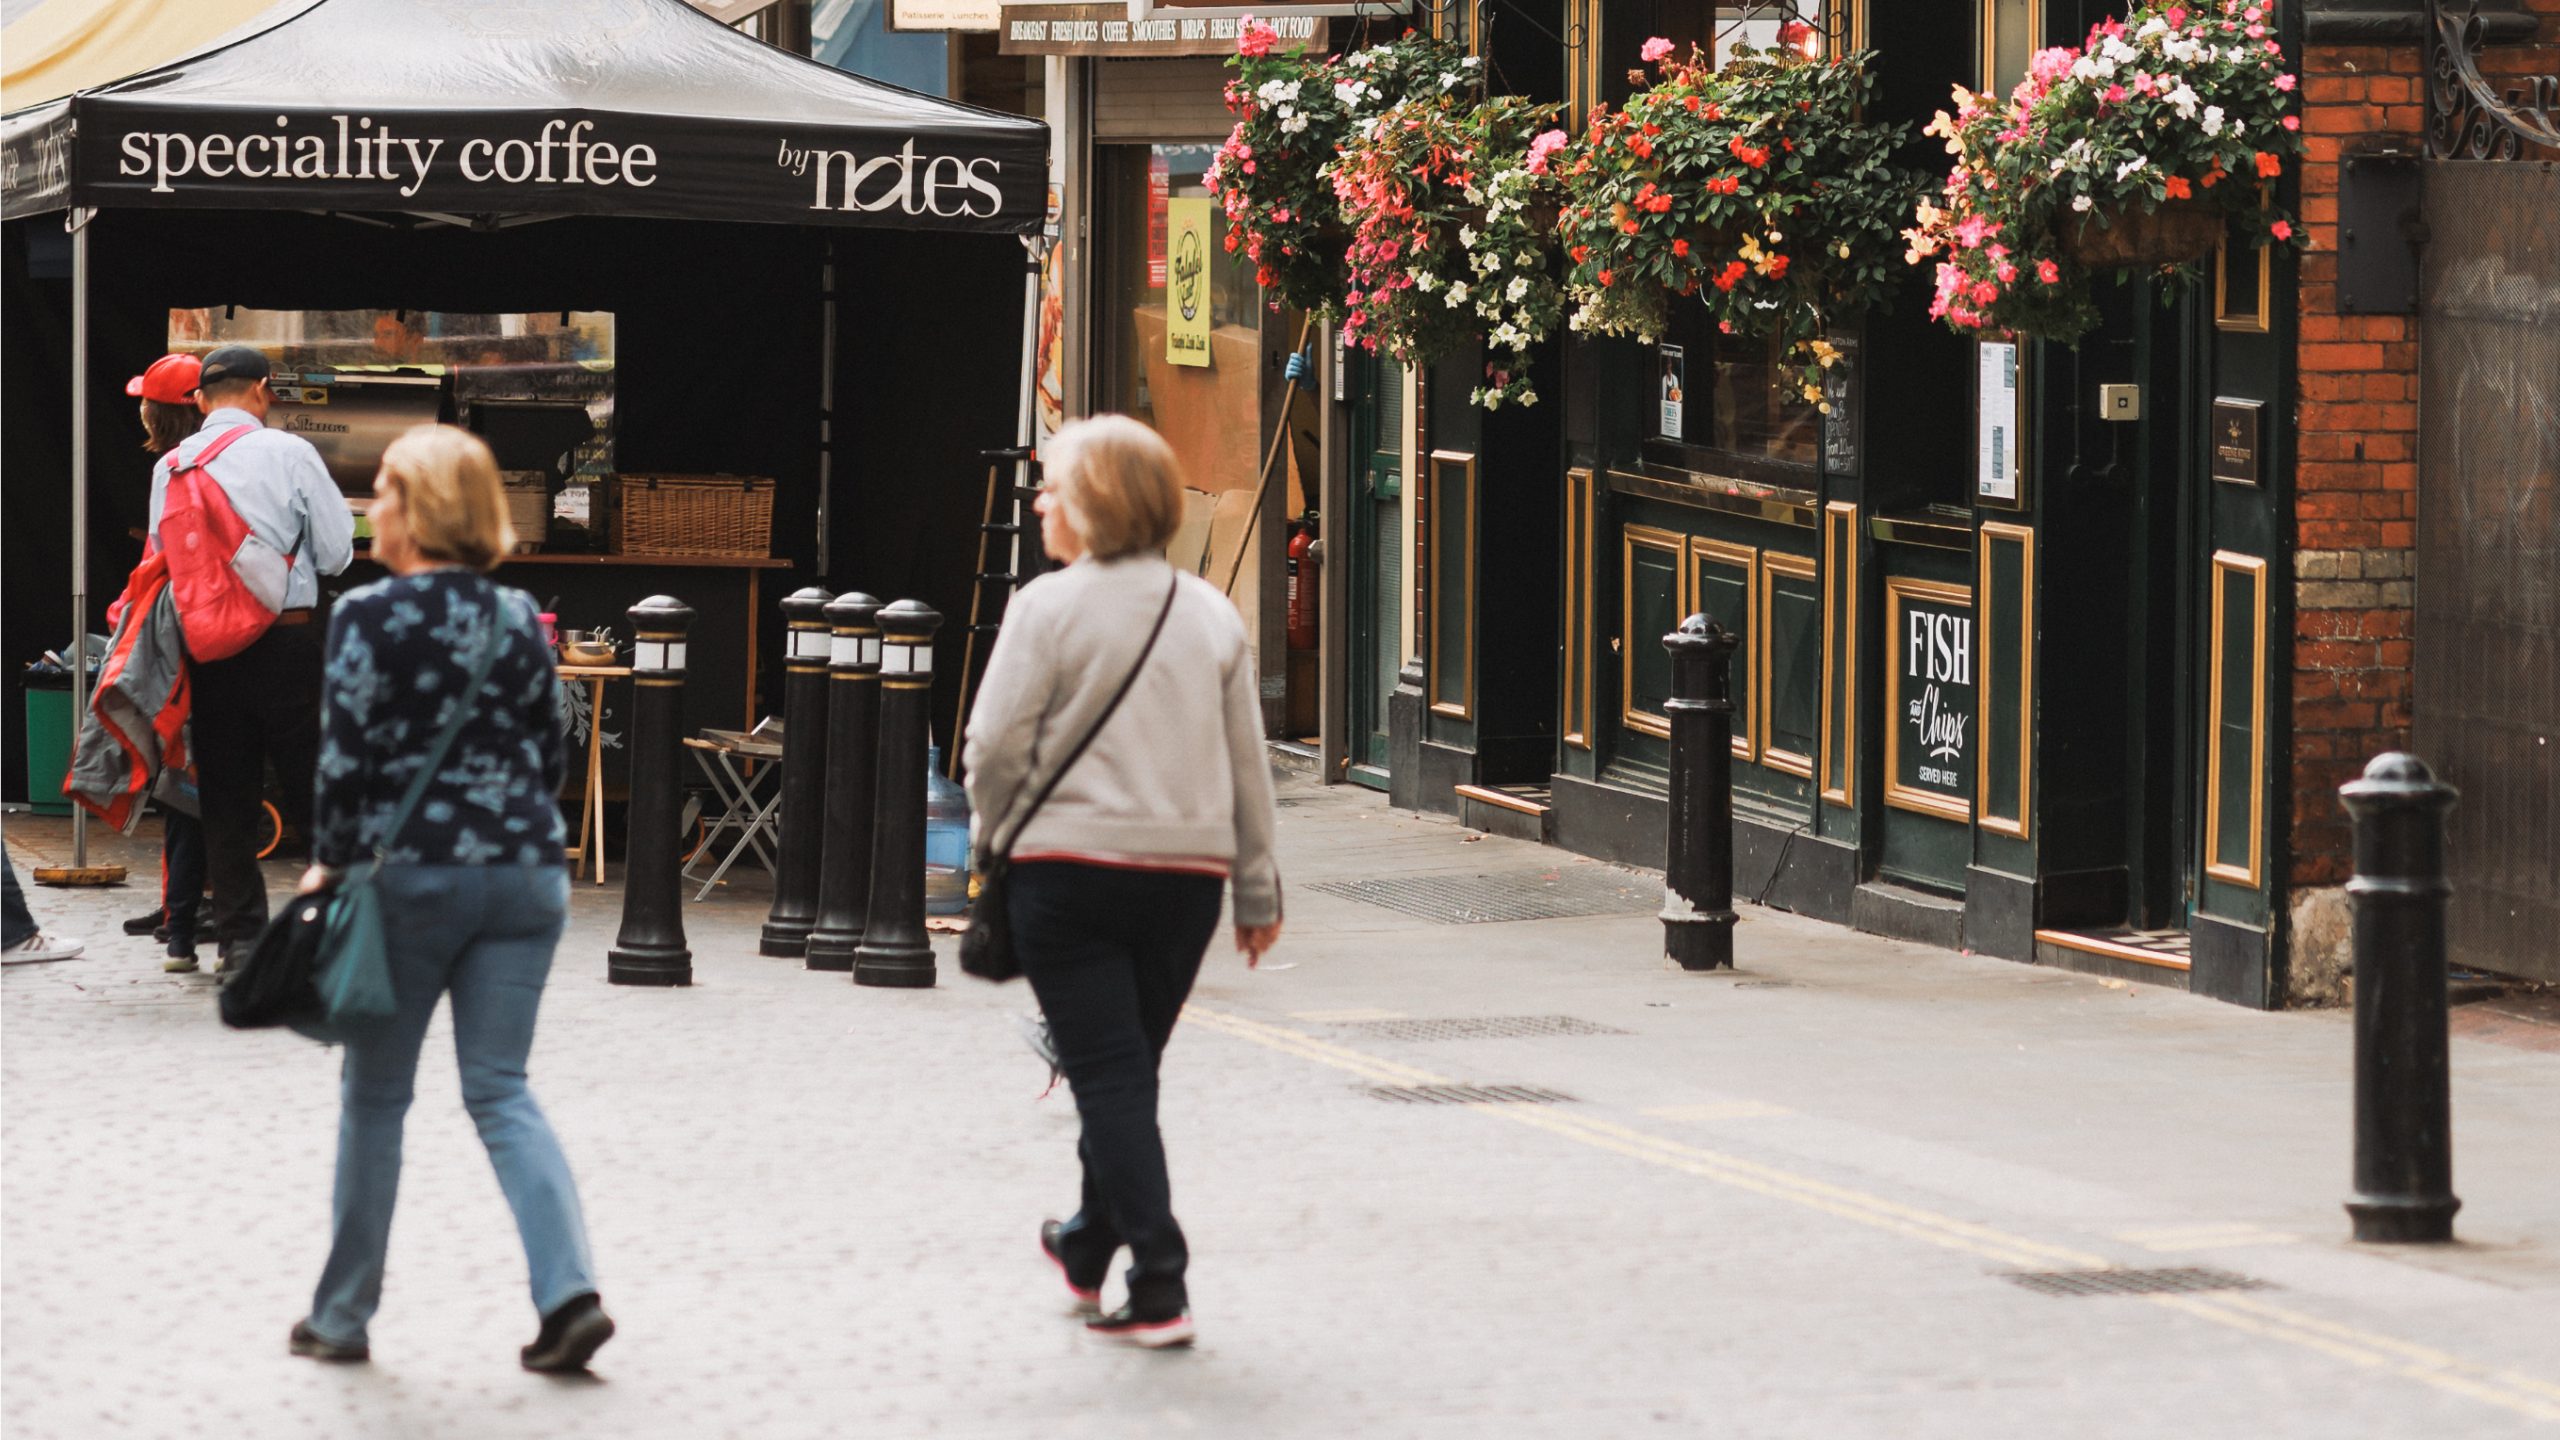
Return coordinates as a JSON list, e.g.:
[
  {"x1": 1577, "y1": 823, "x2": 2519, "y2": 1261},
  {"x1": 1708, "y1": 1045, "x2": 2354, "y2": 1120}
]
[{"x1": 1165, "y1": 196, "x2": 1213, "y2": 368}]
